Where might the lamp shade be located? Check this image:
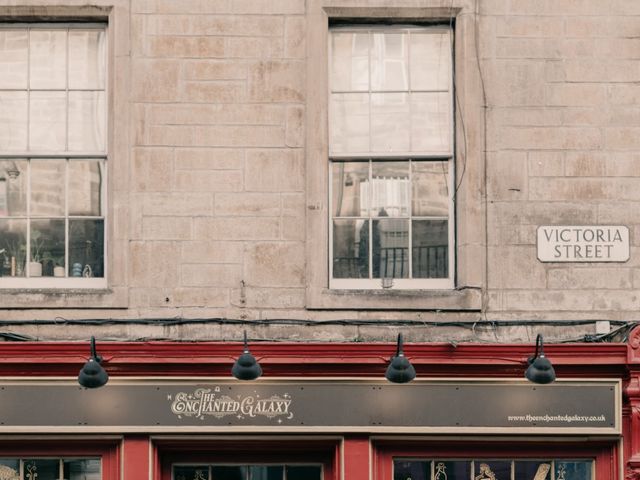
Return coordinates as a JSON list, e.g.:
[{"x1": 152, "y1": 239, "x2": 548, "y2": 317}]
[
  {"x1": 231, "y1": 332, "x2": 262, "y2": 381},
  {"x1": 525, "y1": 334, "x2": 556, "y2": 384},
  {"x1": 78, "y1": 337, "x2": 109, "y2": 388},
  {"x1": 385, "y1": 333, "x2": 416, "y2": 384}
]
